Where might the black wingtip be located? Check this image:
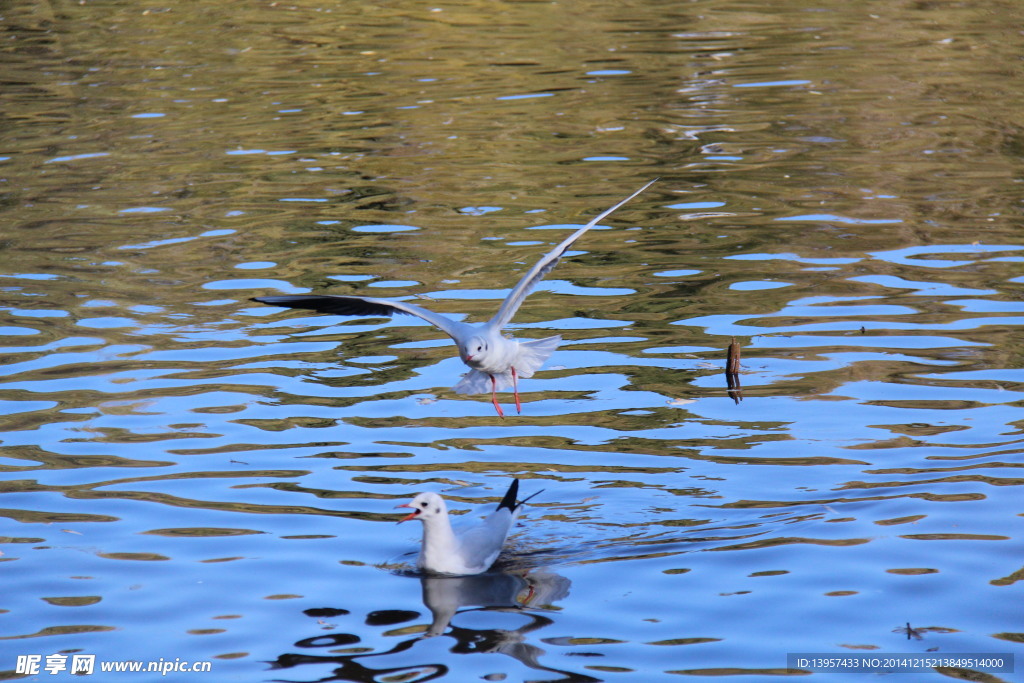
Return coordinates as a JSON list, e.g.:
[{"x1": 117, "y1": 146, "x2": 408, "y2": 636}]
[
  {"x1": 497, "y1": 479, "x2": 520, "y2": 513},
  {"x1": 250, "y1": 295, "x2": 399, "y2": 318}
]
